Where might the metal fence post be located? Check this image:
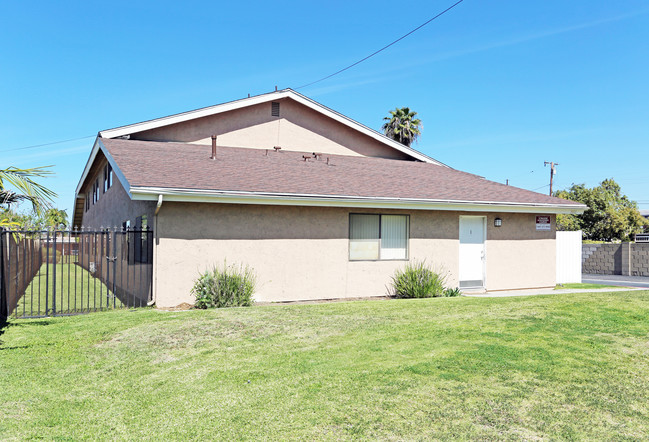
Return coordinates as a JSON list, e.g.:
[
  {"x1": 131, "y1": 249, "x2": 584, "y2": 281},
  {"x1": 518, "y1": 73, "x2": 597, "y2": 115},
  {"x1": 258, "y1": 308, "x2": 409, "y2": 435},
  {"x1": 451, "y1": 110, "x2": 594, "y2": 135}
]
[
  {"x1": 52, "y1": 230, "x2": 57, "y2": 315},
  {"x1": 0, "y1": 230, "x2": 7, "y2": 320},
  {"x1": 45, "y1": 230, "x2": 50, "y2": 314},
  {"x1": 112, "y1": 228, "x2": 117, "y2": 309}
]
